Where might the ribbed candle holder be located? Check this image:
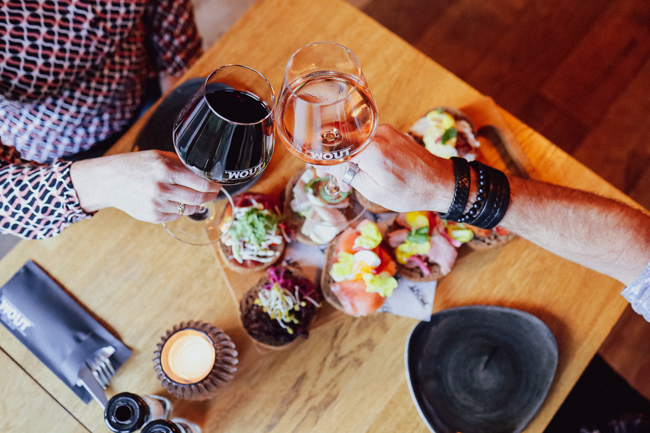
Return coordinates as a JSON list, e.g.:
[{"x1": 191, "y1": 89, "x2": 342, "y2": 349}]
[{"x1": 153, "y1": 320, "x2": 238, "y2": 400}]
